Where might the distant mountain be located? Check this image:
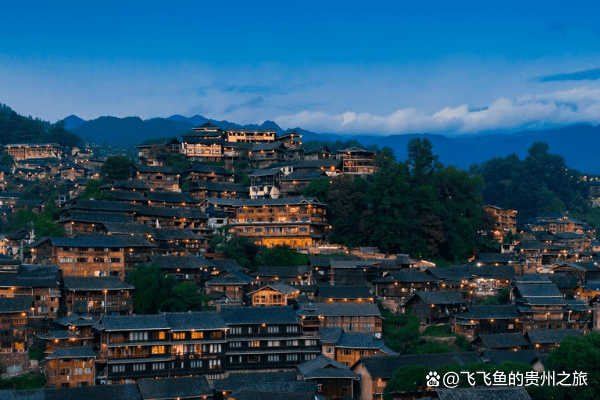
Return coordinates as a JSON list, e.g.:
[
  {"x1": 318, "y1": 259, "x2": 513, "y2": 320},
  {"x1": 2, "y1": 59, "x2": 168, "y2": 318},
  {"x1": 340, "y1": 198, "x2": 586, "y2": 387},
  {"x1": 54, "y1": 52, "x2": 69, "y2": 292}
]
[
  {"x1": 61, "y1": 115, "x2": 86, "y2": 131},
  {"x1": 61, "y1": 112, "x2": 600, "y2": 174}
]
